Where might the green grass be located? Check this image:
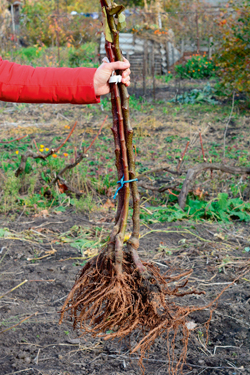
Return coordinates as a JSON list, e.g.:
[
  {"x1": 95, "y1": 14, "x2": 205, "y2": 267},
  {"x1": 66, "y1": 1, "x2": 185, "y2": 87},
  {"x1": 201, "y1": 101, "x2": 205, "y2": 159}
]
[
  {"x1": 140, "y1": 194, "x2": 250, "y2": 224},
  {"x1": 0, "y1": 132, "x2": 117, "y2": 214},
  {"x1": 2, "y1": 43, "x2": 98, "y2": 68},
  {"x1": 0, "y1": 92, "x2": 250, "y2": 223}
]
